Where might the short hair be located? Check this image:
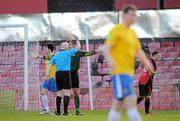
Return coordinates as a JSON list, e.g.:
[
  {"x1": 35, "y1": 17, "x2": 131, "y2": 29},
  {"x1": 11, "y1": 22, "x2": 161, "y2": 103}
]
[
  {"x1": 44, "y1": 43, "x2": 55, "y2": 52},
  {"x1": 122, "y1": 4, "x2": 138, "y2": 14},
  {"x1": 152, "y1": 50, "x2": 159, "y2": 57}
]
